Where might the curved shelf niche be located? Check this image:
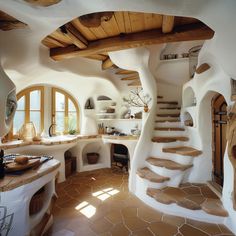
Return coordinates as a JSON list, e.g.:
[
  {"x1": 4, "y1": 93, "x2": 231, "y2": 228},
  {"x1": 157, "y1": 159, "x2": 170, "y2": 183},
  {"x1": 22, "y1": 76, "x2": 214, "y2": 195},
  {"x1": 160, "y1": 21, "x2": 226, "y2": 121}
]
[
  {"x1": 183, "y1": 87, "x2": 196, "y2": 107},
  {"x1": 184, "y1": 111, "x2": 194, "y2": 127}
]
